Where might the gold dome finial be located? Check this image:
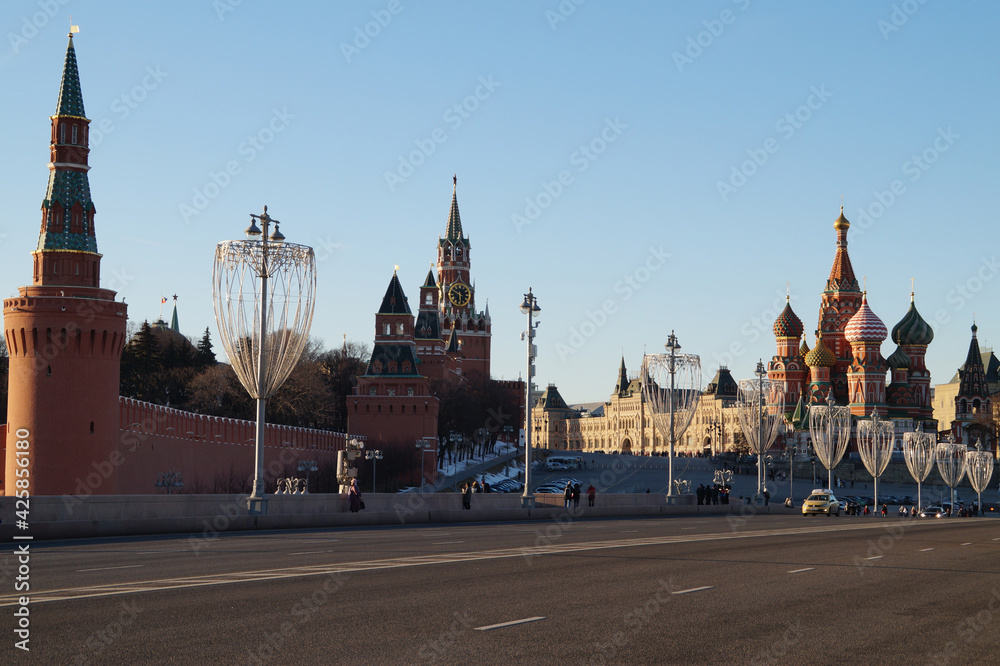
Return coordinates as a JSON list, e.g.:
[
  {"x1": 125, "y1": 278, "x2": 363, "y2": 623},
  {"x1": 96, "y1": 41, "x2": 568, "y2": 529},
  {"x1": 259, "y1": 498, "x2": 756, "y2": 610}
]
[{"x1": 834, "y1": 205, "x2": 850, "y2": 231}]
